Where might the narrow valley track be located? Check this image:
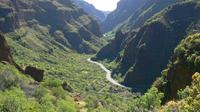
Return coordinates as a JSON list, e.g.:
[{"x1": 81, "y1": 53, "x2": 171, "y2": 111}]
[{"x1": 87, "y1": 58, "x2": 127, "y2": 88}]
